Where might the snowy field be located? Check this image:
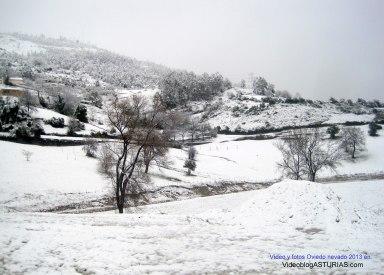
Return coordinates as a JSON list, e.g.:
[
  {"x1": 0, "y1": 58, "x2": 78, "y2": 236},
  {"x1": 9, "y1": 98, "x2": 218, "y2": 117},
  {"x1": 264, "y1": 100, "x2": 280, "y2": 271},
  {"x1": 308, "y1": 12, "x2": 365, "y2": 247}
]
[
  {"x1": 1, "y1": 126, "x2": 383, "y2": 211},
  {"x1": 0, "y1": 179, "x2": 383, "y2": 274},
  {"x1": 1, "y1": 124, "x2": 383, "y2": 273}
]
